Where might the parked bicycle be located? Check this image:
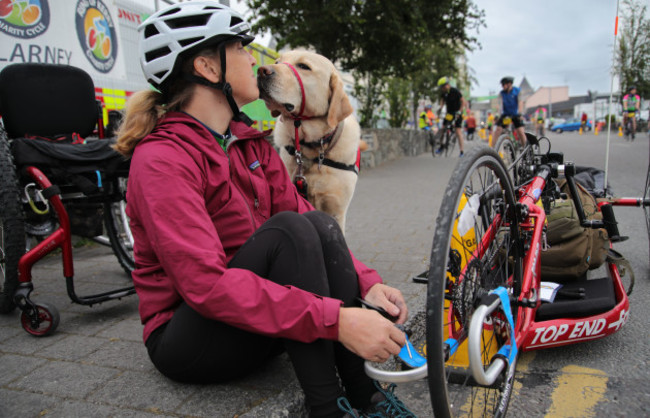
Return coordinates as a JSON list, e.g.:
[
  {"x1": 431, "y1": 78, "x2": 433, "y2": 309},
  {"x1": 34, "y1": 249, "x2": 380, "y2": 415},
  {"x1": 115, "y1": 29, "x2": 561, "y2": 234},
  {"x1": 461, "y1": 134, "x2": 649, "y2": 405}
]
[
  {"x1": 433, "y1": 113, "x2": 460, "y2": 158},
  {"x1": 623, "y1": 111, "x2": 636, "y2": 141}
]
